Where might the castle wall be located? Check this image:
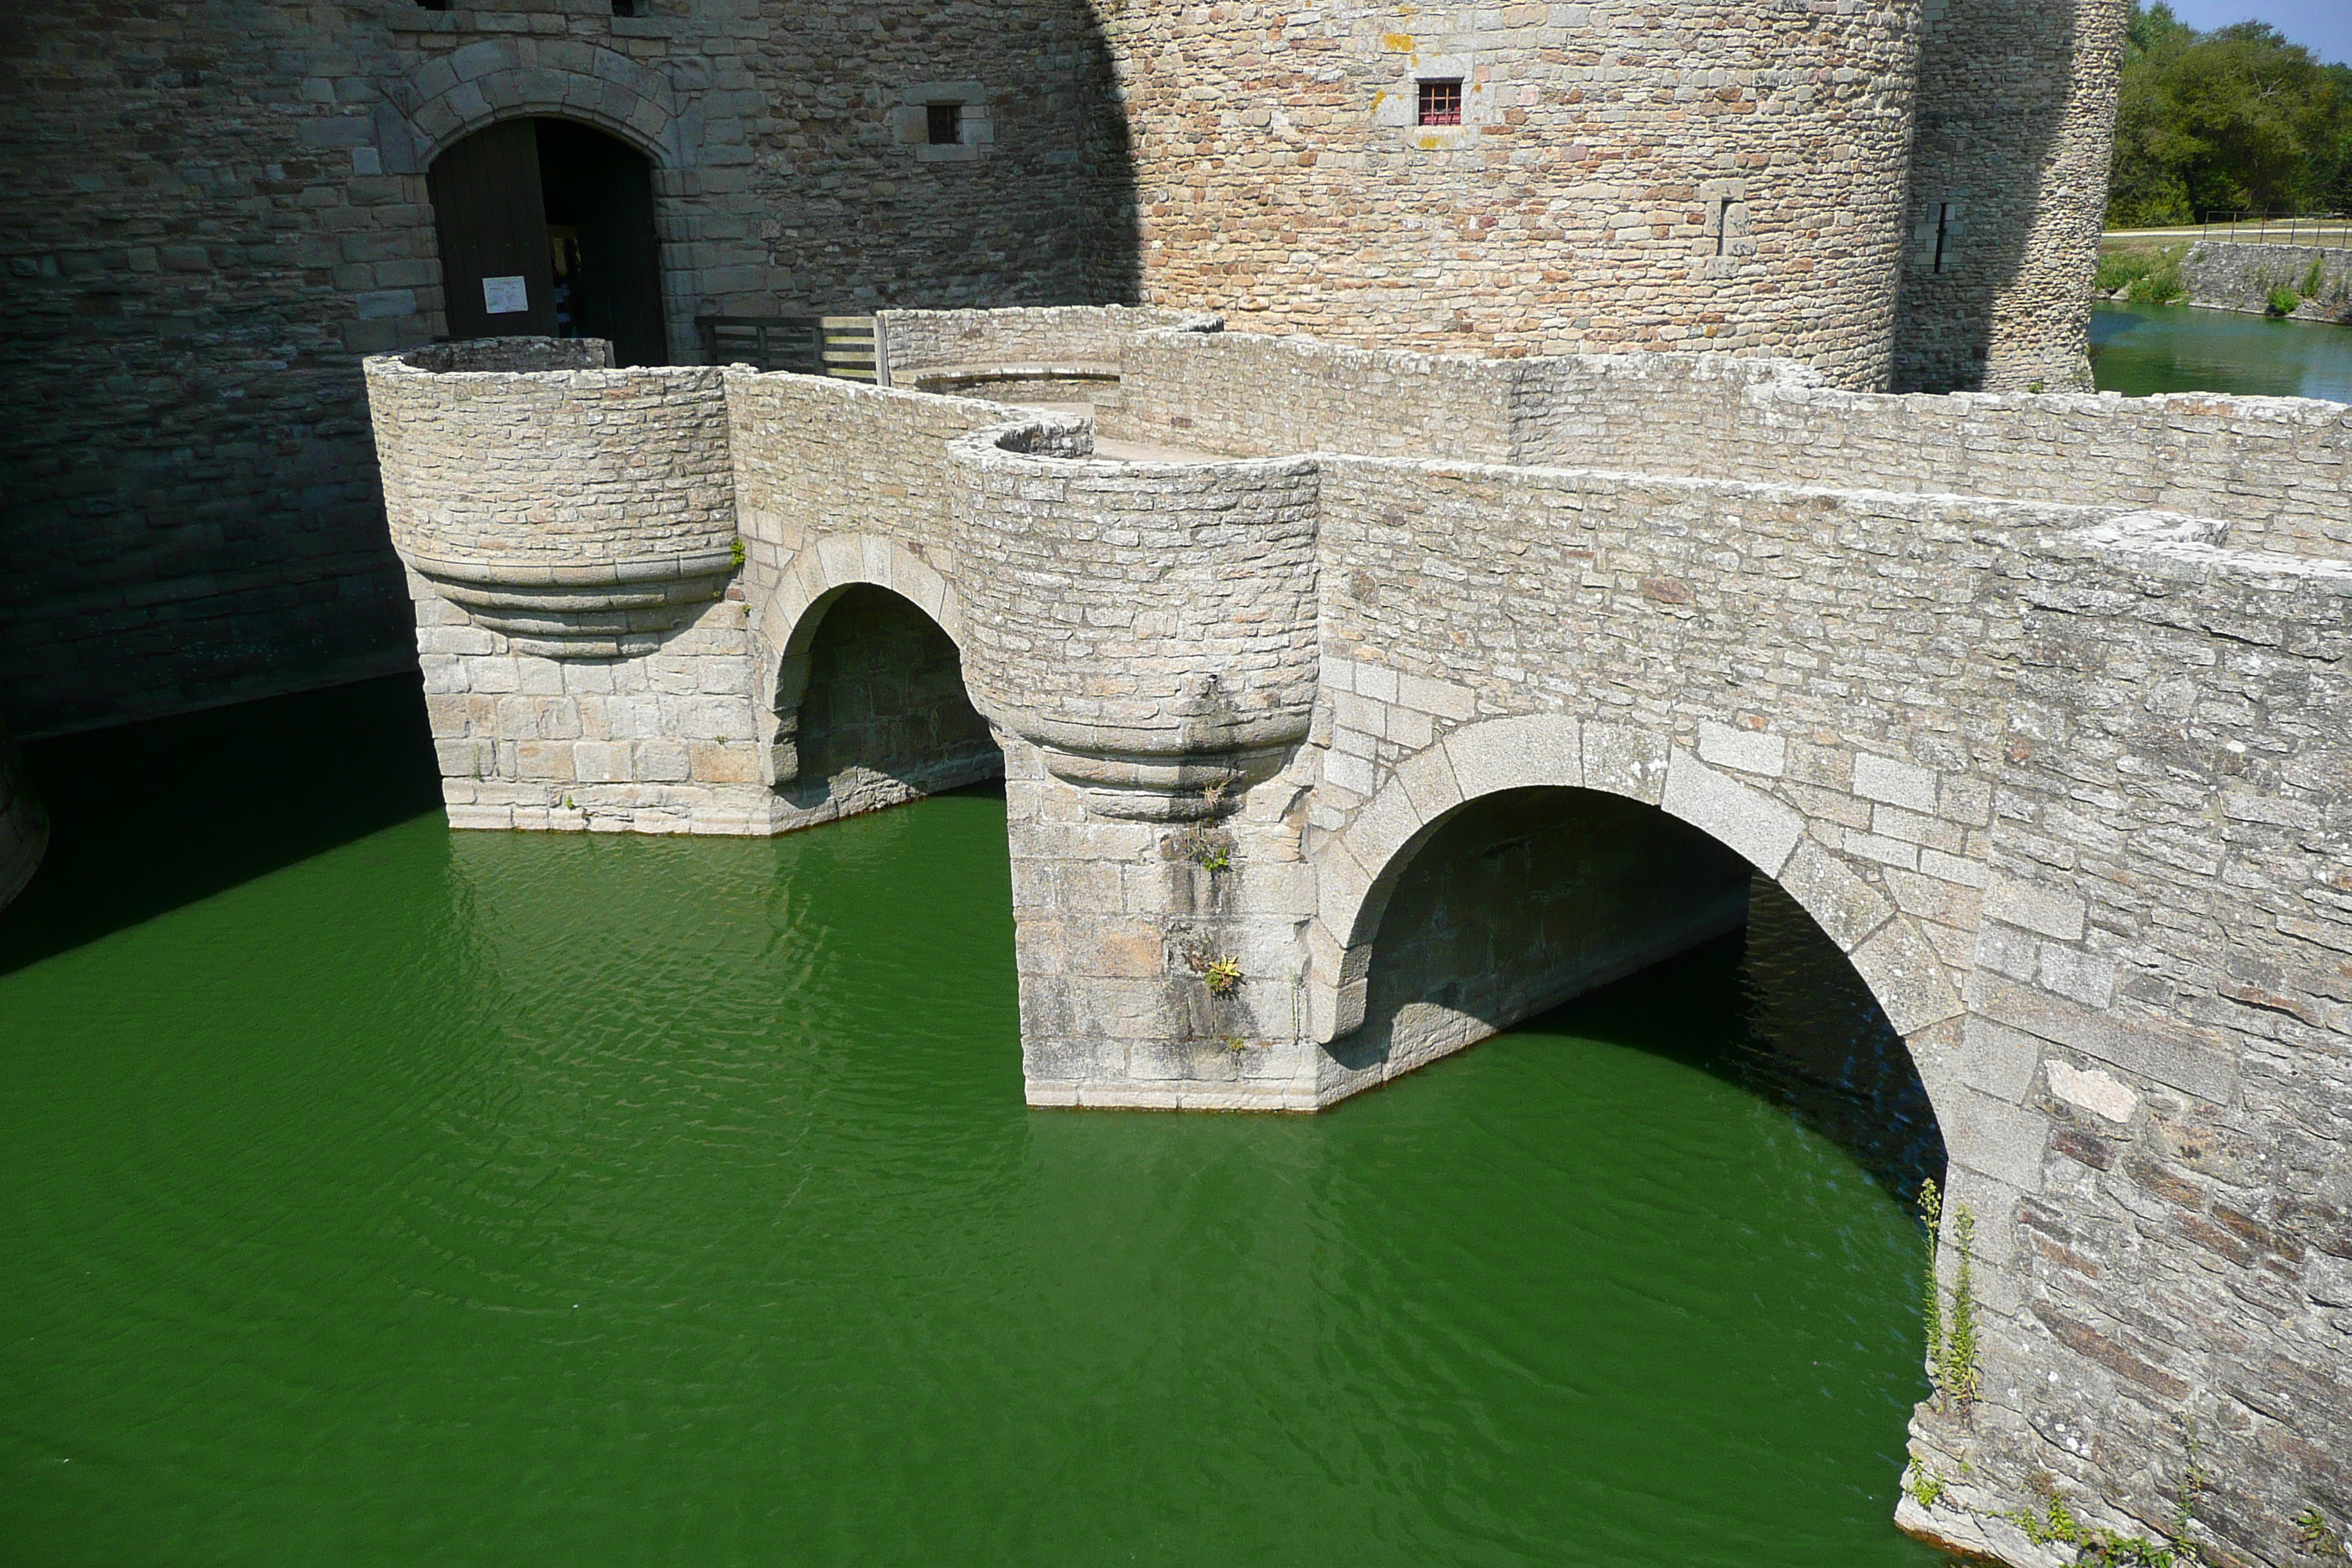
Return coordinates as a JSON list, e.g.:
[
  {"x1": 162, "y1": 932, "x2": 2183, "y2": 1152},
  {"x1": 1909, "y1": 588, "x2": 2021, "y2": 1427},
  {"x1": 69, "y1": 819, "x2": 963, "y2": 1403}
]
[
  {"x1": 0, "y1": 0, "x2": 1128, "y2": 738},
  {"x1": 1105, "y1": 0, "x2": 1928, "y2": 385},
  {"x1": 1893, "y1": 0, "x2": 2128, "y2": 392}
]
